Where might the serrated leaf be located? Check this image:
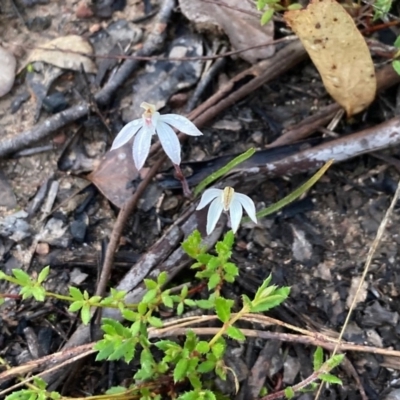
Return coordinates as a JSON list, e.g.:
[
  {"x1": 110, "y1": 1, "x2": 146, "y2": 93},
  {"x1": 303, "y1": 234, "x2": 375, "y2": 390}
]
[
  {"x1": 211, "y1": 341, "x2": 225, "y2": 359},
  {"x1": 215, "y1": 297, "x2": 232, "y2": 323},
  {"x1": 69, "y1": 301, "x2": 83, "y2": 312},
  {"x1": 326, "y1": 353, "x2": 344, "y2": 369},
  {"x1": 197, "y1": 360, "x2": 215, "y2": 373},
  {"x1": 313, "y1": 347, "x2": 324, "y2": 371},
  {"x1": 109, "y1": 340, "x2": 135, "y2": 363},
  {"x1": 37, "y1": 266, "x2": 50, "y2": 284},
  {"x1": 177, "y1": 302, "x2": 184, "y2": 315},
  {"x1": 195, "y1": 341, "x2": 210, "y2": 354},
  {"x1": 319, "y1": 373, "x2": 342, "y2": 385},
  {"x1": 174, "y1": 358, "x2": 189, "y2": 382},
  {"x1": 223, "y1": 262, "x2": 238, "y2": 276},
  {"x1": 208, "y1": 273, "x2": 221, "y2": 290},
  {"x1": 226, "y1": 326, "x2": 245, "y2": 341},
  {"x1": 188, "y1": 373, "x2": 202, "y2": 391},
  {"x1": 69, "y1": 286, "x2": 83, "y2": 300},
  {"x1": 95, "y1": 341, "x2": 115, "y2": 360}
]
